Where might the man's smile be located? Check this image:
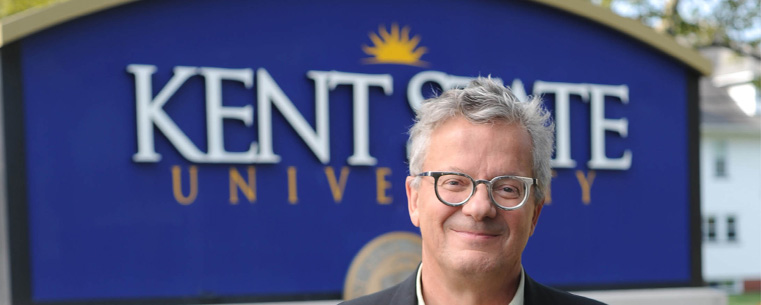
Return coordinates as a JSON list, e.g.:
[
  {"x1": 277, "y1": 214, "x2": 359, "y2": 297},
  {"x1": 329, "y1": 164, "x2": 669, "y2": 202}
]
[{"x1": 451, "y1": 228, "x2": 502, "y2": 240}]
